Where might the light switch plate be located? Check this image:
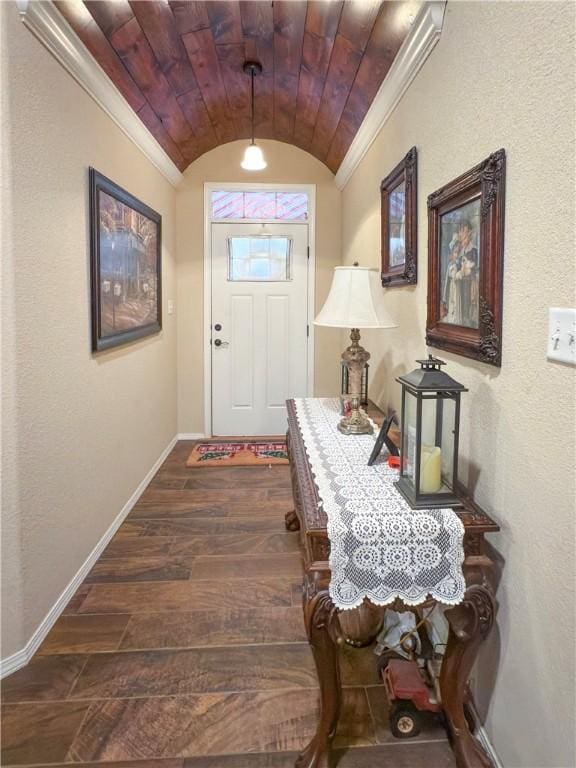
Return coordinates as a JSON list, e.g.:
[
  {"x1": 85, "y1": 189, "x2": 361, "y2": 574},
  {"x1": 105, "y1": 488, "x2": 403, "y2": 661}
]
[
  {"x1": 547, "y1": 307, "x2": 576, "y2": 365},
  {"x1": 167, "y1": 300, "x2": 174, "y2": 315}
]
